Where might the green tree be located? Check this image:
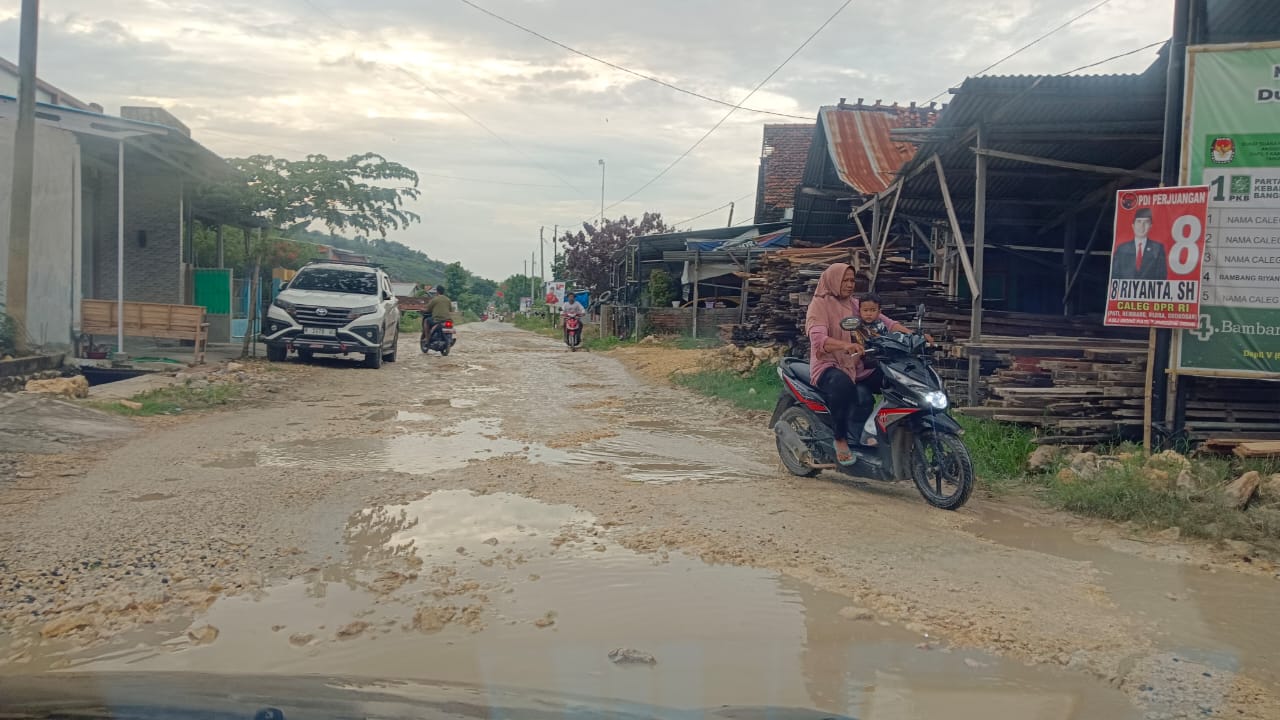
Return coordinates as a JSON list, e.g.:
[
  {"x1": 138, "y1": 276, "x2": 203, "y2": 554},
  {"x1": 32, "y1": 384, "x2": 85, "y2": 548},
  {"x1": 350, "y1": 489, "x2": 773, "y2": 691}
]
[
  {"x1": 648, "y1": 268, "x2": 674, "y2": 307},
  {"x1": 498, "y1": 274, "x2": 537, "y2": 314},
  {"x1": 229, "y1": 153, "x2": 421, "y2": 236},
  {"x1": 443, "y1": 262, "x2": 470, "y2": 302}
]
